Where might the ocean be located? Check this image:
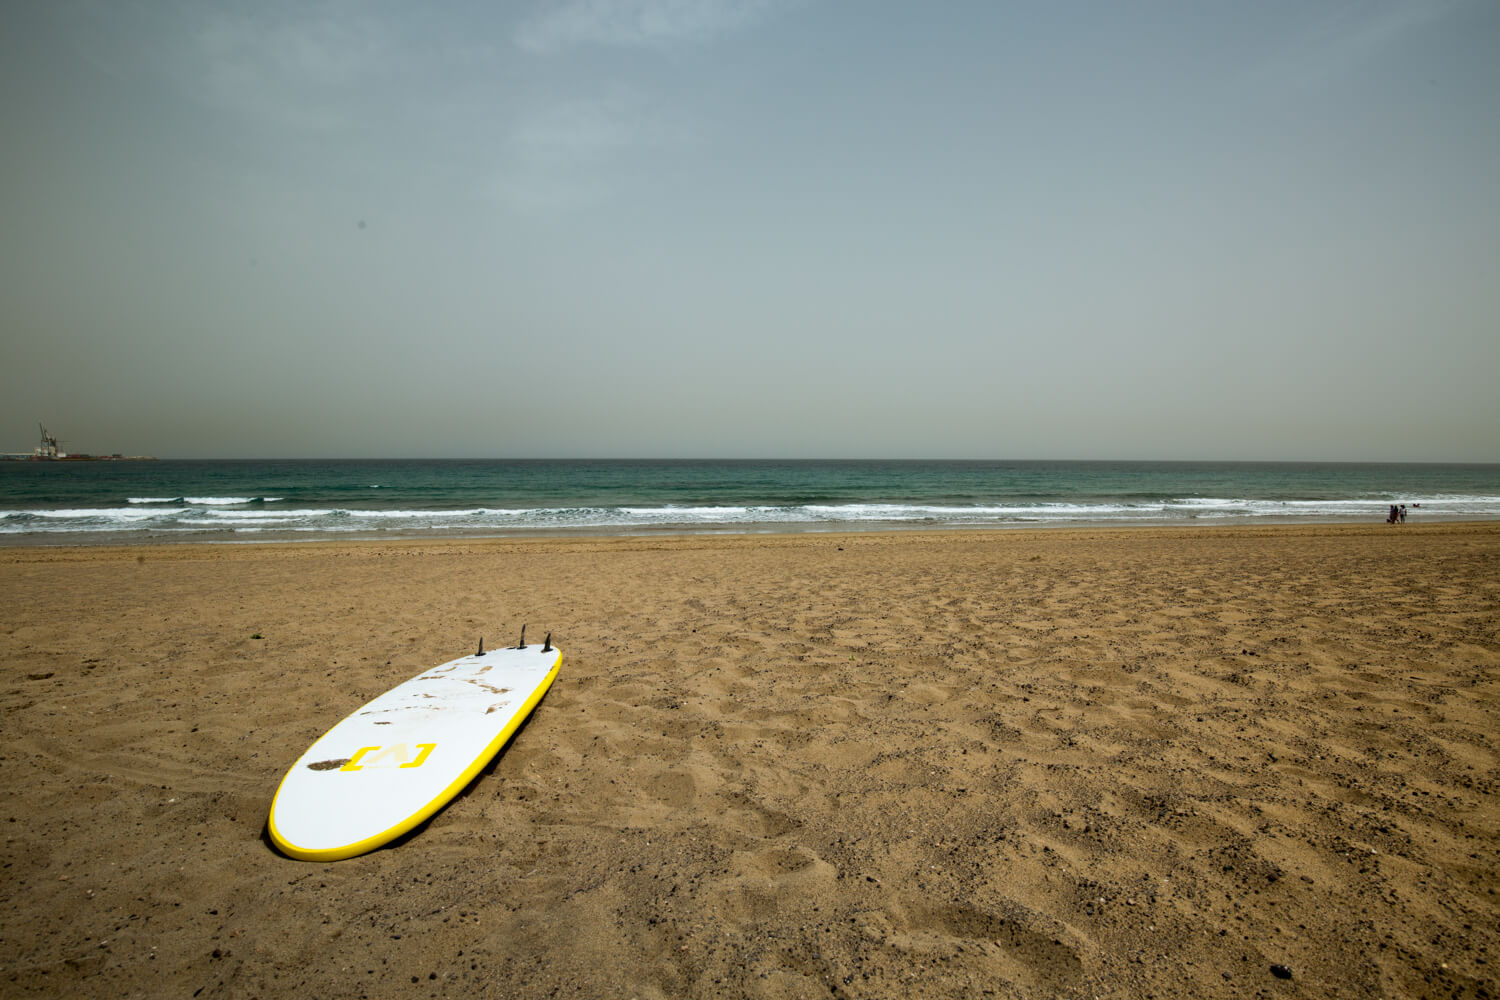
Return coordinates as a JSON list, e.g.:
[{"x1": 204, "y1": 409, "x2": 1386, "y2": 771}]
[{"x1": 1, "y1": 459, "x2": 1496, "y2": 545}]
